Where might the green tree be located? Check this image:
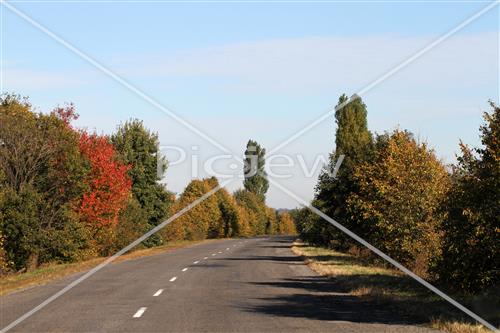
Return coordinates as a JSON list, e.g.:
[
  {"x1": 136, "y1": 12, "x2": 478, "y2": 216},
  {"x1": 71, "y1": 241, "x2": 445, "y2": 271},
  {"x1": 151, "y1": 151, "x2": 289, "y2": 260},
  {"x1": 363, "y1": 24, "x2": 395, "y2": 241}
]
[
  {"x1": 347, "y1": 130, "x2": 449, "y2": 276},
  {"x1": 243, "y1": 139, "x2": 269, "y2": 201},
  {"x1": 314, "y1": 94, "x2": 374, "y2": 248},
  {"x1": 111, "y1": 119, "x2": 173, "y2": 246},
  {"x1": 293, "y1": 202, "x2": 333, "y2": 245},
  {"x1": 437, "y1": 102, "x2": 500, "y2": 292},
  {"x1": 0, "y1": 95, "x2": 91, "y2": 270},
  {"x1": 111, "y1": 198, "x2": 149, "y2": 253}
]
